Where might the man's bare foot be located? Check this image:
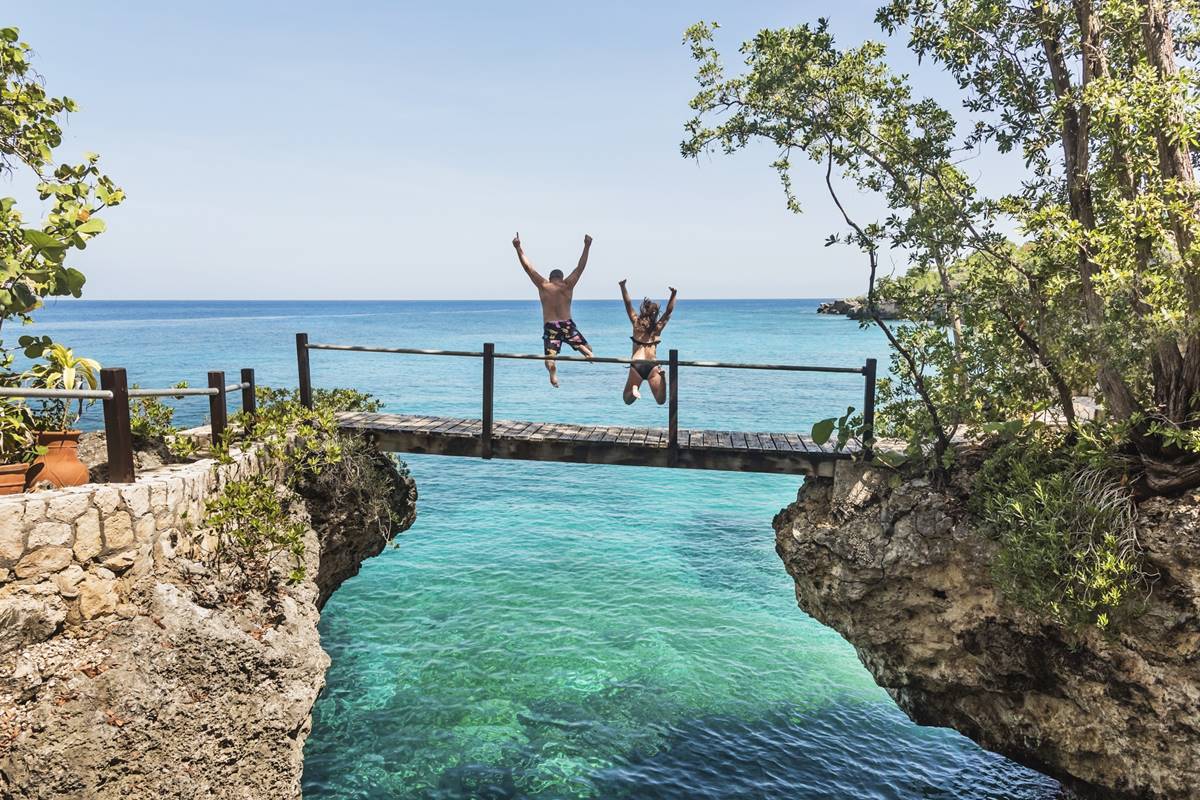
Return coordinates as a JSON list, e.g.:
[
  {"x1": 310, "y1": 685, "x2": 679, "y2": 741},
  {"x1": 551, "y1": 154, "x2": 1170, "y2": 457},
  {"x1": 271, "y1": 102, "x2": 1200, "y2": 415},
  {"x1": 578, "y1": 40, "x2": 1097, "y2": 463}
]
[
  {"x1": 548, "y1": 369, "x2": 559, "y2": 388},
  {"x1": 630, "y1": 384, "x2": 640, "y2": 400}
]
